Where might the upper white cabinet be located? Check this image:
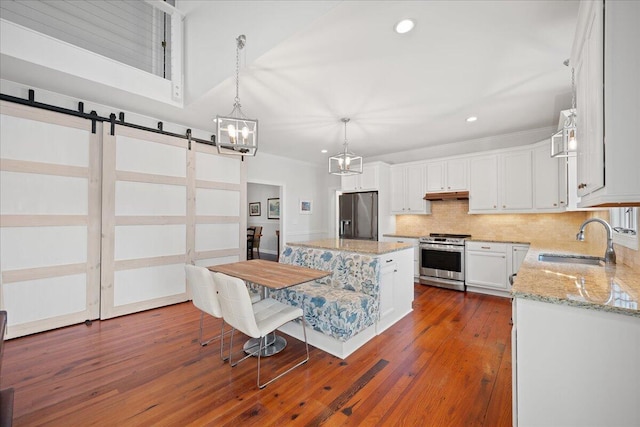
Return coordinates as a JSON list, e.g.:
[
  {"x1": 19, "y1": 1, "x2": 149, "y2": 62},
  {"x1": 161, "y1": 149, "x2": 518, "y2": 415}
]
[
  {"x1": 469, "y1": 155, "x2": 499, "y2": 211},
  {"x1": 469, "y1": 149, "x2": 533, "y2": 213},
  {"x1": 533, "y1": 141, "x2": 567, "y2": 211},
  {"x1": 426, "y1": 158, "x2": 468, "y2": 193},
  {"x1": 390, "y1": 163, "x2": 430, "y2": 214},
  {"x1": 501, "y1": 150, "x2": 533, "y2": 211},
  {"x1": 572, "y1": 0, "x2": 640, "y2": 206},
  {"x1": 342, "y1": 163, "x2": 379, "y2": 191},
  {"x1": 469, "y1": 144, "x2": 564, "y2": 214}
]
